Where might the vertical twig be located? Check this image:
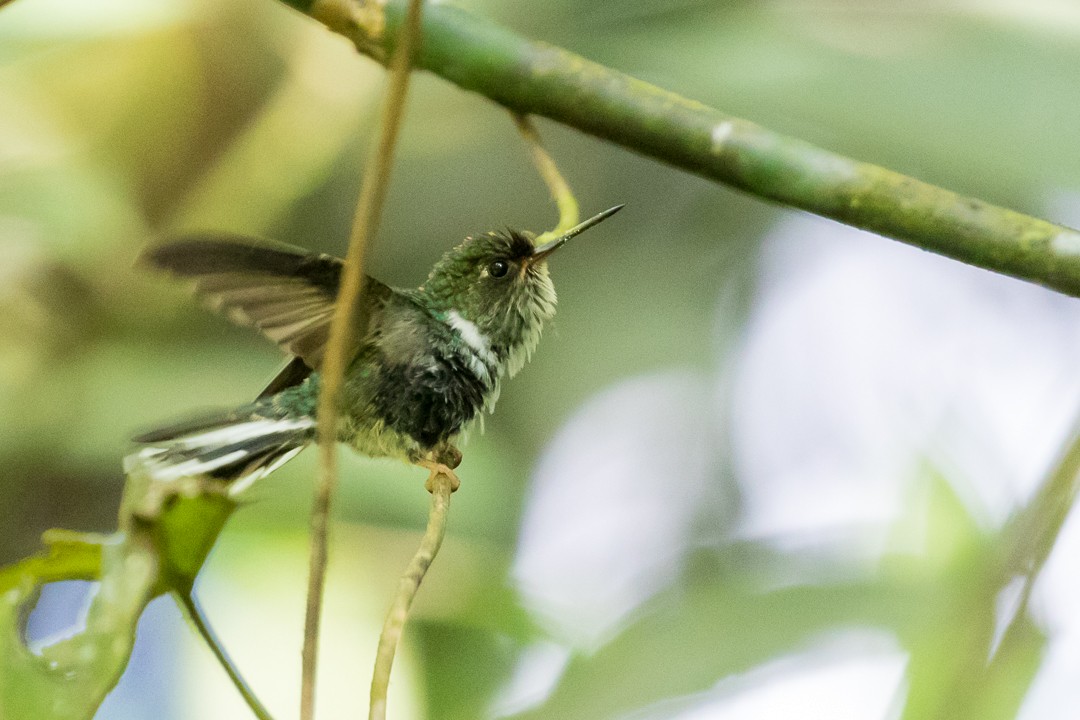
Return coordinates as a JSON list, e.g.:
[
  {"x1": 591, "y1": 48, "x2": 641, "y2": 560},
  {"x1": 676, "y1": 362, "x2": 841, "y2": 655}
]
[
  {"x1": 369, "y1": 471, "x2": 454, "y2": 720},
  {"x1": 512, "y1": 114, "x2": 579, "y2": 239},
  {"x1": 301, "y1": 1, "x2": 425, "y2": 718}
]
